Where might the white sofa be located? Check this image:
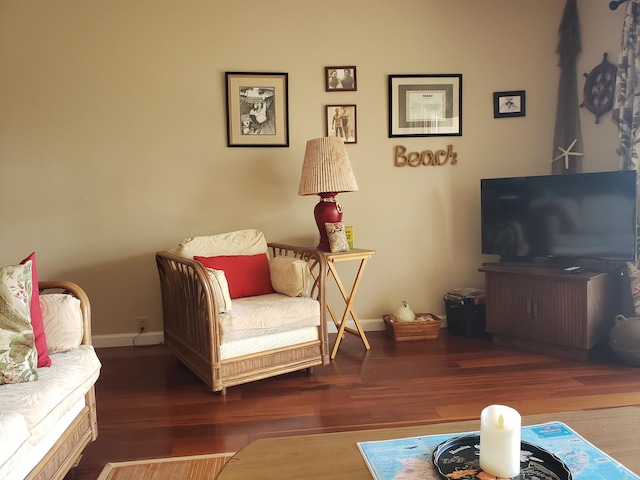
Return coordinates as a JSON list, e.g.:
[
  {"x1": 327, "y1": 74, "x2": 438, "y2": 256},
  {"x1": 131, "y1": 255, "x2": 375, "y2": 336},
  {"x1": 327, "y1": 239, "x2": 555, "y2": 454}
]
[{"x1": 0, "y1": 280, "x2": 101, "y2": 480}]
